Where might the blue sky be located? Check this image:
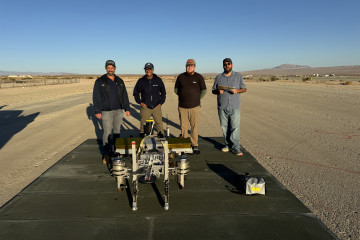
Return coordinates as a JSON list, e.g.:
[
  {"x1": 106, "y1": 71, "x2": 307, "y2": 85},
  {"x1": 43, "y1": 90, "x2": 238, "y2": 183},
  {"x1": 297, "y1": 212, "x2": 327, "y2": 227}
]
[{"x1": 1, "y1": 0, "x2": 359, "y2": 74}]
